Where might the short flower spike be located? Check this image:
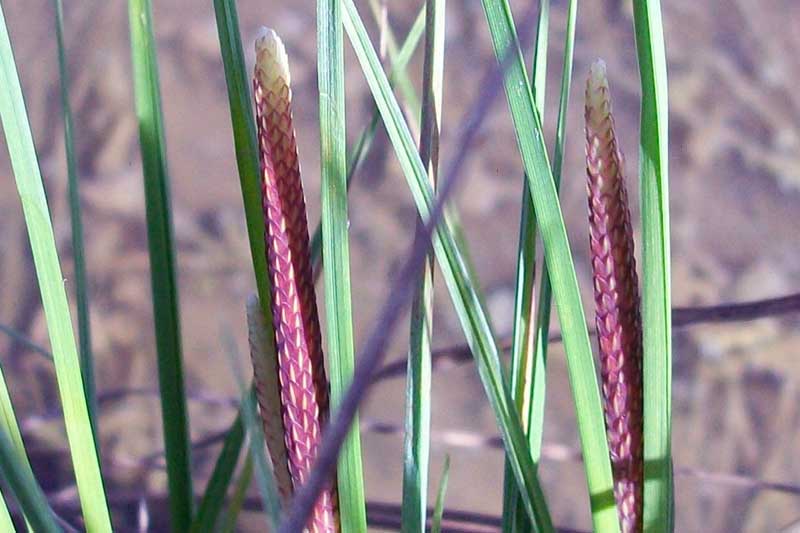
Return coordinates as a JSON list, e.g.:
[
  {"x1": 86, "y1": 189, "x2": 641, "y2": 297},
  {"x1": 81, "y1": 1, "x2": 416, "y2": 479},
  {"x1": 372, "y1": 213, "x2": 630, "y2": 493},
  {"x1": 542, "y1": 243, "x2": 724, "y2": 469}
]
[
  {"x1": 246, "y1": 295, "x2": 293, "y2": 507},
  {"x1": 254, "y1": 27, "x2": 337, "y2": 532},
  {"x1": 585, "y1": 59, "x2": 644, "y2": 533}
]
